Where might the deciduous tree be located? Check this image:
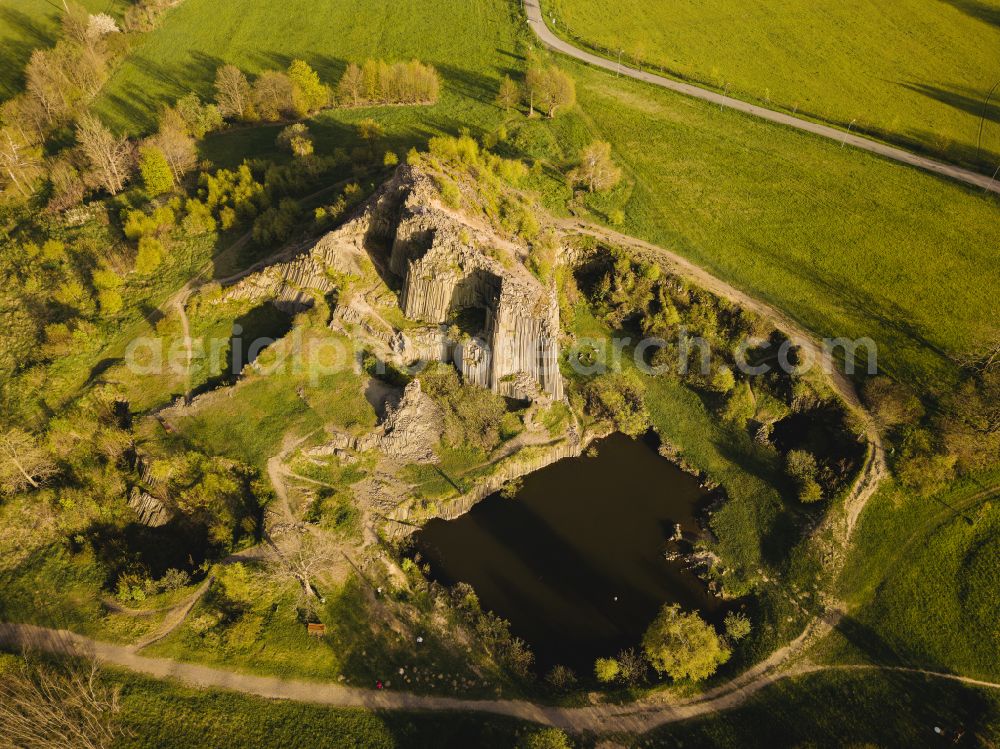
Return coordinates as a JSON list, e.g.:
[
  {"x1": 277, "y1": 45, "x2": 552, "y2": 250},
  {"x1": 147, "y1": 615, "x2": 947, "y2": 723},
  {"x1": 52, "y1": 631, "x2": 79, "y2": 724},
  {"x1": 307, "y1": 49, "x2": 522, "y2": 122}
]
[
  {"x1": 642, "y1": 603, "x2": 731, "y2": 681},
  {"x1": 0, "y1": 427, "x2": 58, "y2": 494},
  {"x1": 214, "y1": 64, "x2": 254, "y2": 120},
  {"x1": 252, "y1": 71, "x2": 295, "y2": 121},
  {"x1": 0, "y1": 128, "x2": 42, "y2": 197},
  {"x1": 76, "y1": 114, "x2": 133, "y2": 195},
  {"x1": 149, "y1": 113, "x2": 197, "y2": 185},
  {"x1": 138, "y1": 143, "x2": 173, "y2": 195},
  {"x1": 288, "y1": 59, "x2": 330, "y2": 115},
  {"x1": 568, "y1": 140, "x2": 621, "y2": 193},
  {"x1": 336, "y1": 62, "x2": 365, "y2": 107},
  {"x1": 525, "y1": 65, "x2": 575, "y2": 118},
  {"x1": 496, "y1": 74, "x2": 520, "y2": 112}
]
